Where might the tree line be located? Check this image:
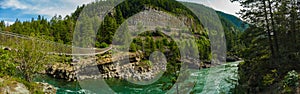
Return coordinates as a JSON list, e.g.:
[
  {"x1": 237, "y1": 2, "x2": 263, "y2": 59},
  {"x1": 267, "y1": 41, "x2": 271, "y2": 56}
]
[{"x1": 232, "y1": 0, "x2": 300, "y2": 93}]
